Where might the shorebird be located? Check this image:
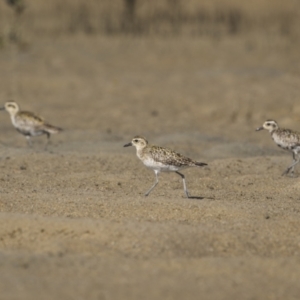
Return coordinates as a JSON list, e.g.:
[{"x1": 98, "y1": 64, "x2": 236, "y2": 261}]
[
  {"x1": 0, "y1": 101, "x2": 62, "y2": 147},
  {"x1": 124, "y1": 136, "x2": 207, "y2": 198},
  {"x1": 256, "y1": 120, "x2": 300, "y2": 176}
]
